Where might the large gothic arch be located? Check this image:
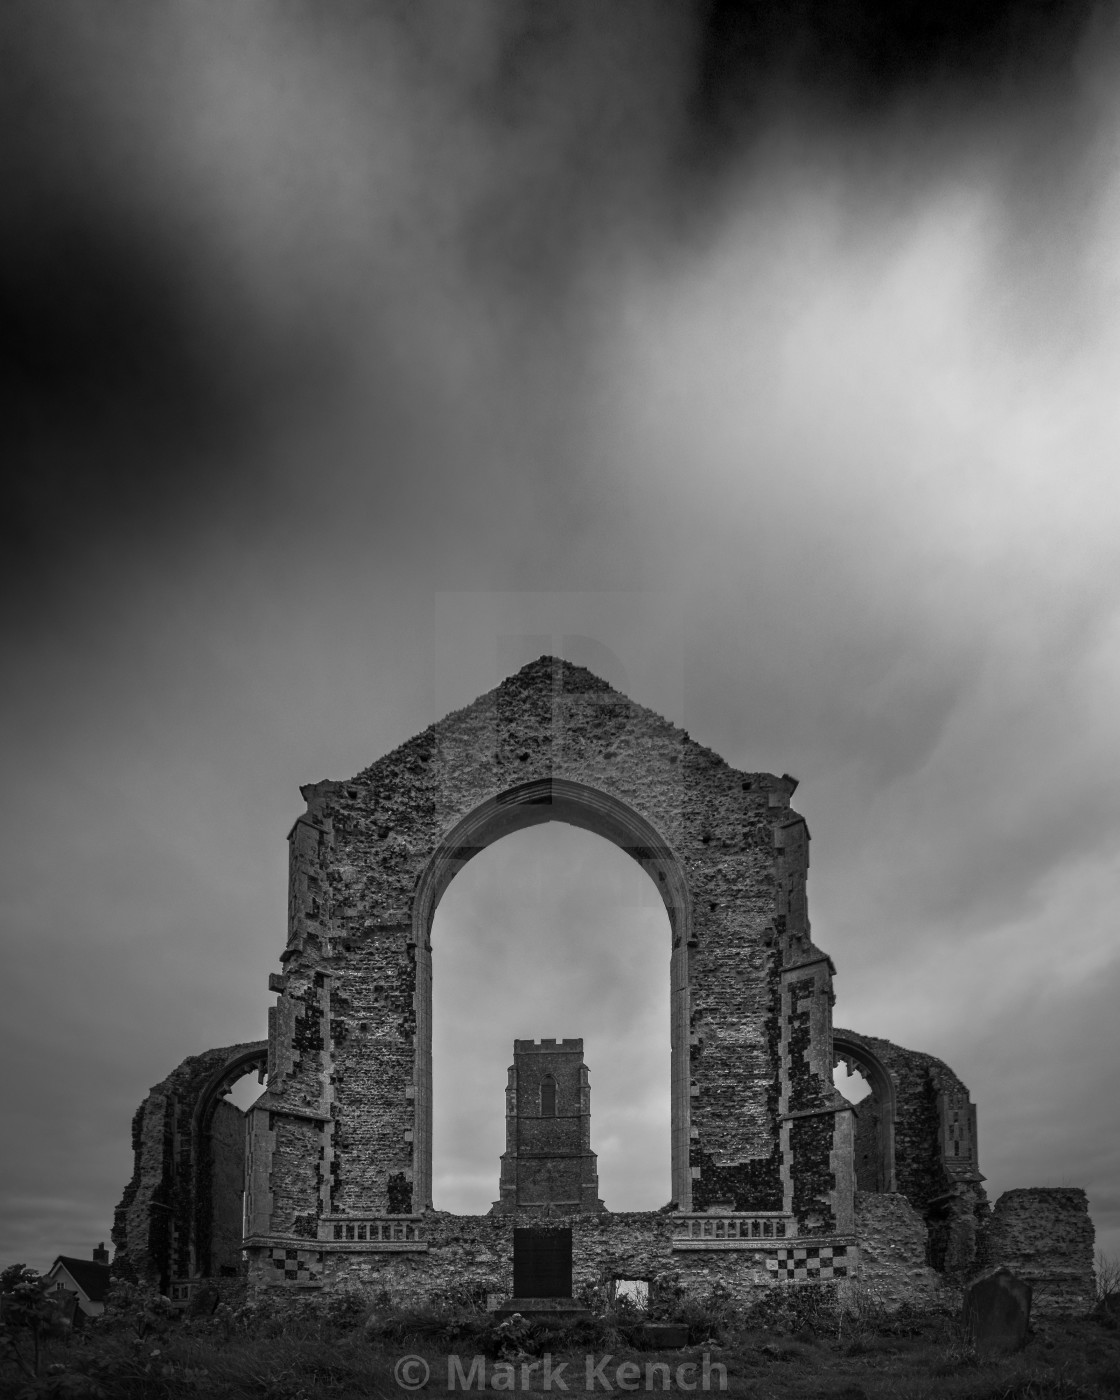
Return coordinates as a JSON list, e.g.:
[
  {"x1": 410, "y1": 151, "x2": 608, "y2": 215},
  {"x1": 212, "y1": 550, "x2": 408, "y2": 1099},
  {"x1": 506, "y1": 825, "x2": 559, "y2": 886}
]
[
  {"x1": 242, "y1": 656, "x2": 843, "y2": 1242},
  {"x1": 410, "y1": 776, "x2": 694, "y2": 1210}
]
